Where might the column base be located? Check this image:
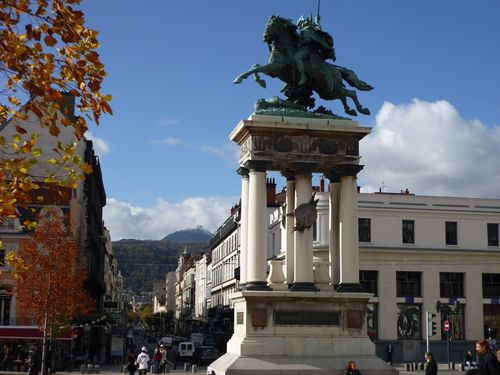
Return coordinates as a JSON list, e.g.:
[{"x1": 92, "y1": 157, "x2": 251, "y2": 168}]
[
  {"x1": 241, "y1": 281, "x2": 271, "y2": 291},
  {"x1": 290, "y1": 282, "x2": 319, "y2": 292},
  {"x1": 335, "y1": 283, "x2": 364, "y2": 293}
]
